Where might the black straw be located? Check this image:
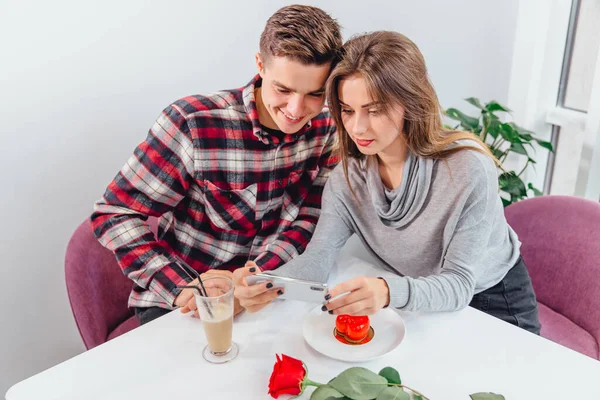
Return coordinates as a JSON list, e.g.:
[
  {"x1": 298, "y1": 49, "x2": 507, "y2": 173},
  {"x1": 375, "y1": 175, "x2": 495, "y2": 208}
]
[{"x1": 156, "y1": 216, "x2": 214, "y2": 317}]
